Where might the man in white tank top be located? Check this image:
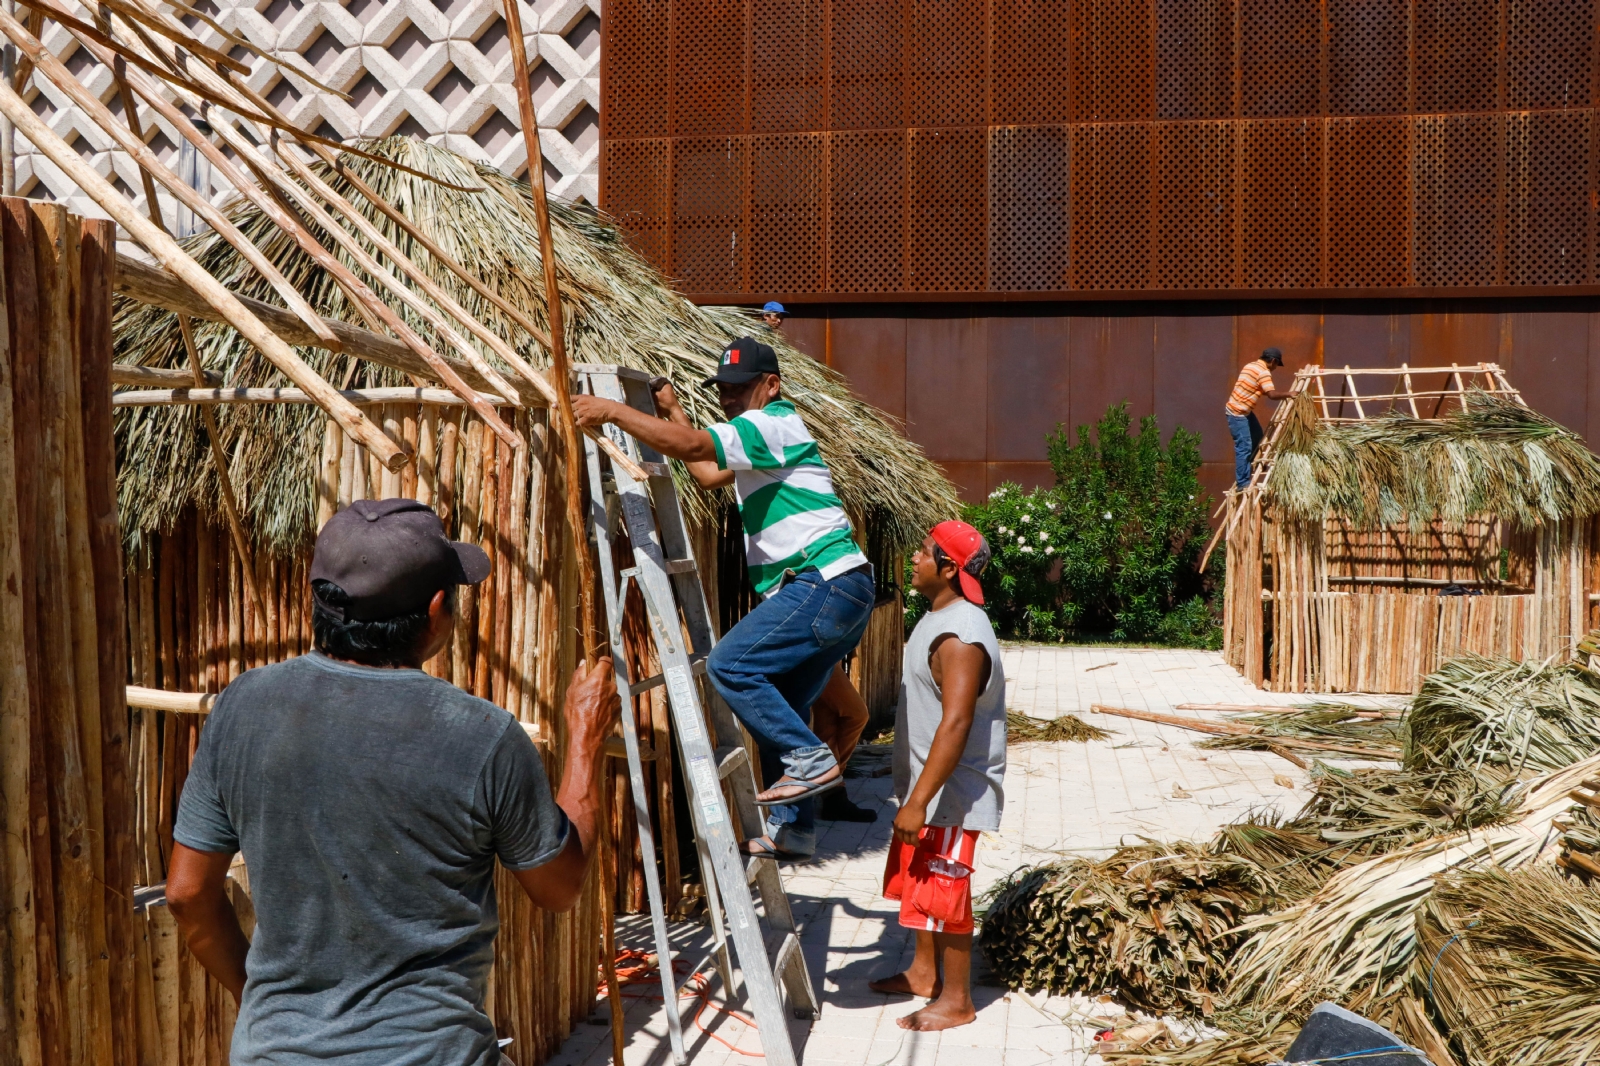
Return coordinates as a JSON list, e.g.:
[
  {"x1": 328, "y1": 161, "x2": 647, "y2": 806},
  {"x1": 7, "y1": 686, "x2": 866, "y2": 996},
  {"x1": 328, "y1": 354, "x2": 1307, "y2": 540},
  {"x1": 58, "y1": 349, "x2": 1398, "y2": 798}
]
[{"x1": 869, "y1": 521, "x2": 1005, "y2": 1032}]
